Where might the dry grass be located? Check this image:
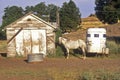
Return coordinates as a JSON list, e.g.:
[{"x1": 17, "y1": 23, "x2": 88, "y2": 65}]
[
  {"x1": 63, "y1": 29, "x2": 86, "y2": 41},
  {"x1": 0, "y1": 40, "x2": 7, "y2": 53},
  {"x1": 0, "y1": 40, "x2": 120, "y2": 80},
  {"x1": 0, "y1": 57, "x2": 119, "y2": 80}
]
